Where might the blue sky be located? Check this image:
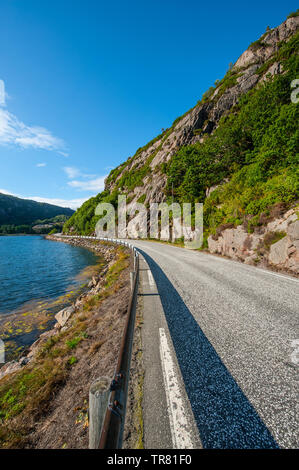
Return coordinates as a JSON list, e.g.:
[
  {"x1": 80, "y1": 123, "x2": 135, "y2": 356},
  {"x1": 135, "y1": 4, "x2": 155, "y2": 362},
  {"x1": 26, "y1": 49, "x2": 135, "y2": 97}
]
[{"x1": 0, "y1": 0, "x2": 297, "y2": 209}]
